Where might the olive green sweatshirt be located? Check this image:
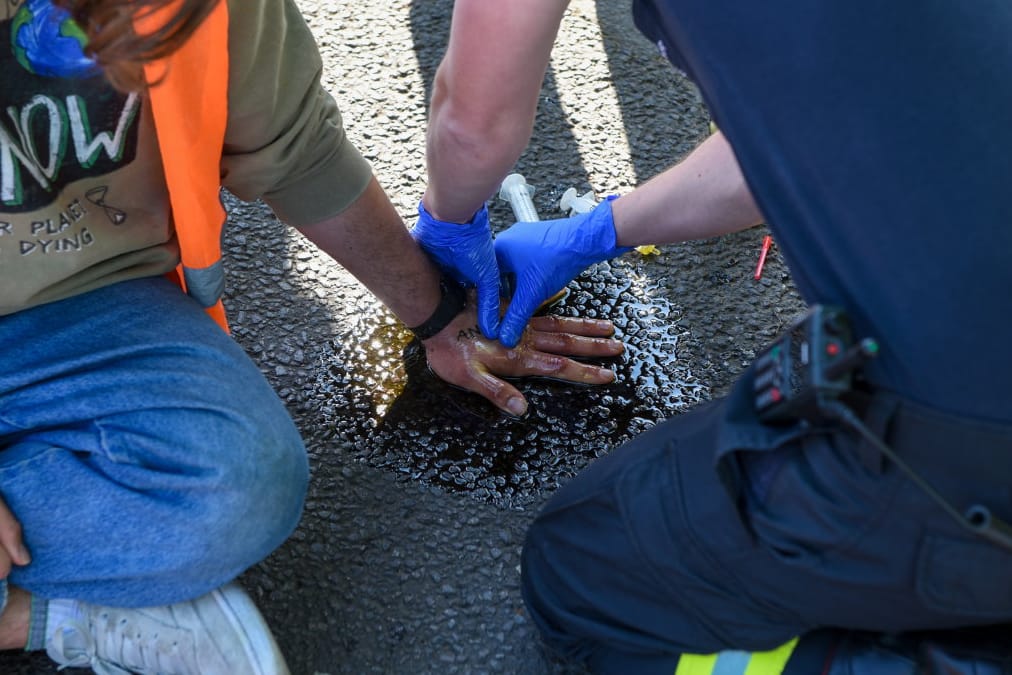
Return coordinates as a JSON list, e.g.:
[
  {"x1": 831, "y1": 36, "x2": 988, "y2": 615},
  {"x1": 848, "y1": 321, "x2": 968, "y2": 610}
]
[{"x1": 0, "y1": 0, "x2": 373, "y2": 315}]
